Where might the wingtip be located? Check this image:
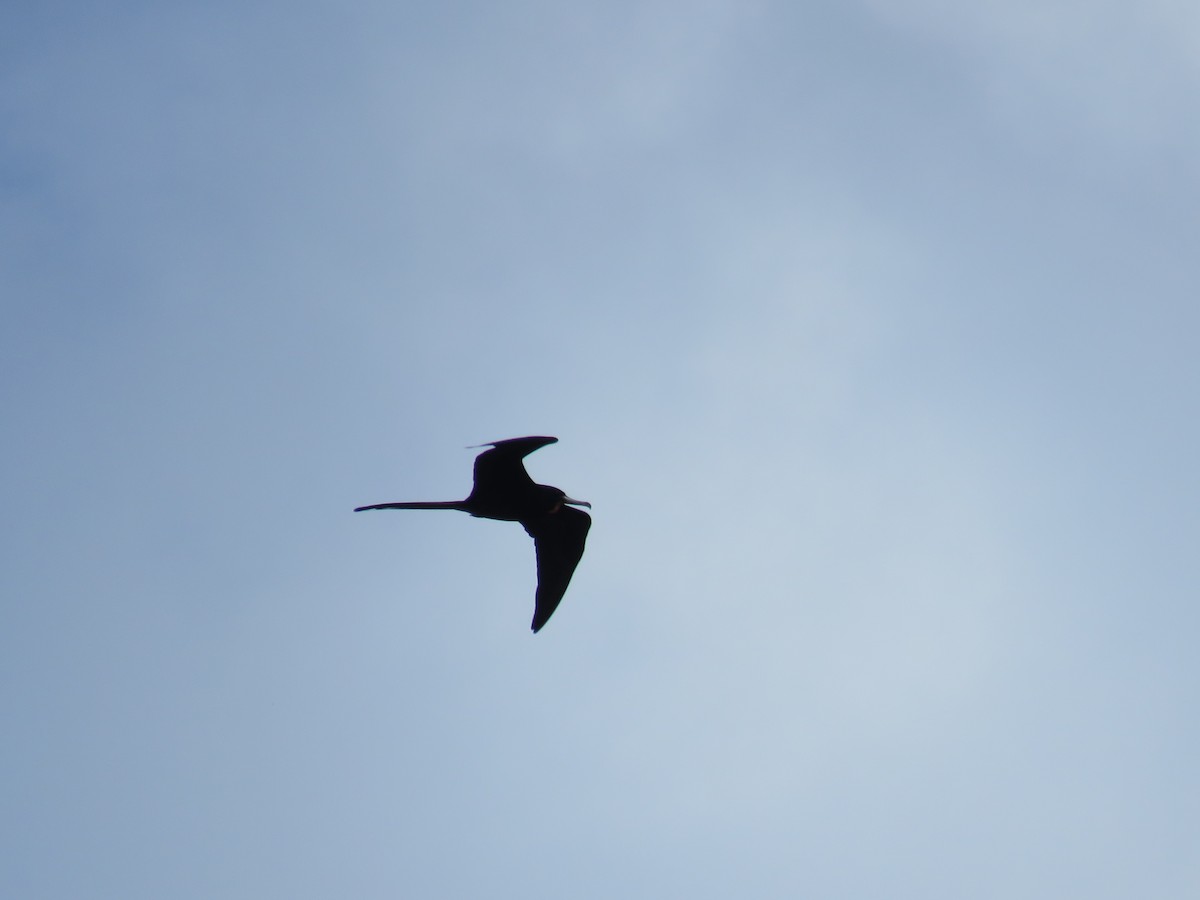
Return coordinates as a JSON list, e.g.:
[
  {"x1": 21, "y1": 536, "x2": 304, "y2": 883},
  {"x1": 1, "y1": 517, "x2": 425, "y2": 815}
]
[{"x1": 467, "y1": 435, "x2": 559, "y2": 450}]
